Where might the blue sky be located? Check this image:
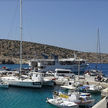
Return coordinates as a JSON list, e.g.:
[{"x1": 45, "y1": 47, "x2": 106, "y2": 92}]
[{"x1": 0, "y1": 0, "x2": 108, "y2": 53}]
